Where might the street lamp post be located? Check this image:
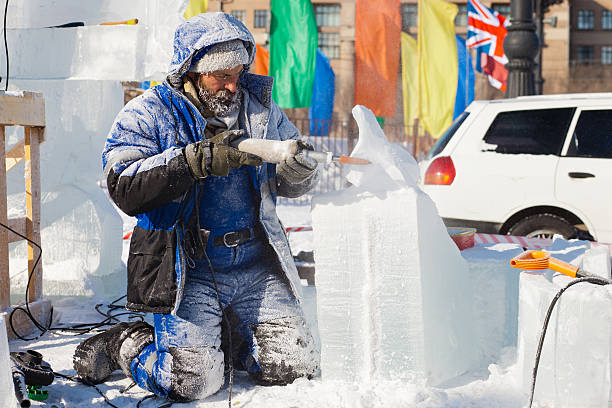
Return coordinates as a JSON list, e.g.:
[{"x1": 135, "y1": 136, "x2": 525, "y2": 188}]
[{"x1": 503, "y1": 0, "x2": 540, "y2": 97}]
